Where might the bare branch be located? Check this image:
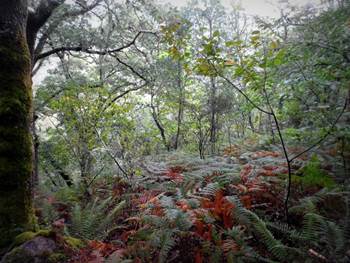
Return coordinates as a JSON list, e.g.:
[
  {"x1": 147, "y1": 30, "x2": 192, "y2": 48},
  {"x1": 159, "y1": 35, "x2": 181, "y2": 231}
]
[{"x1": 35, "y1": 31, "x2": 156, "y2": 62}]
